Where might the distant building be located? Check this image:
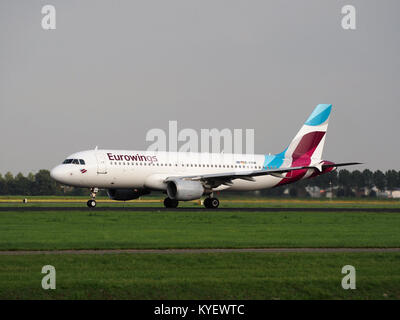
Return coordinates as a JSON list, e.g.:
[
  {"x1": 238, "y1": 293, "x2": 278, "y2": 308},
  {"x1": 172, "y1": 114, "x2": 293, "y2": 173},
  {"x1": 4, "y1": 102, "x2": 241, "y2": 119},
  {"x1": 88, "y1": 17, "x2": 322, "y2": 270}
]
[
  {"x1": 305, "y1": 186, "x2": 321, "y2": 198},
  {"x1": 389, "y1": 189, "x2": 400, "y2": 199},
  {"x1": 370, "y1": 186, "x2": 389, "y2": 198}
]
